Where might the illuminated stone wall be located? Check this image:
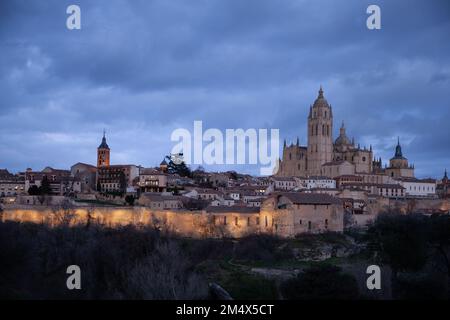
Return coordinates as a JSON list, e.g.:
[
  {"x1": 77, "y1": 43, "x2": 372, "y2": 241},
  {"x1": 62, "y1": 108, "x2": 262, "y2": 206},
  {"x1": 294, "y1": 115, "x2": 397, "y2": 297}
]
[{"x1": 0, "y1": 206, "x2": 264, "y2": 238}]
